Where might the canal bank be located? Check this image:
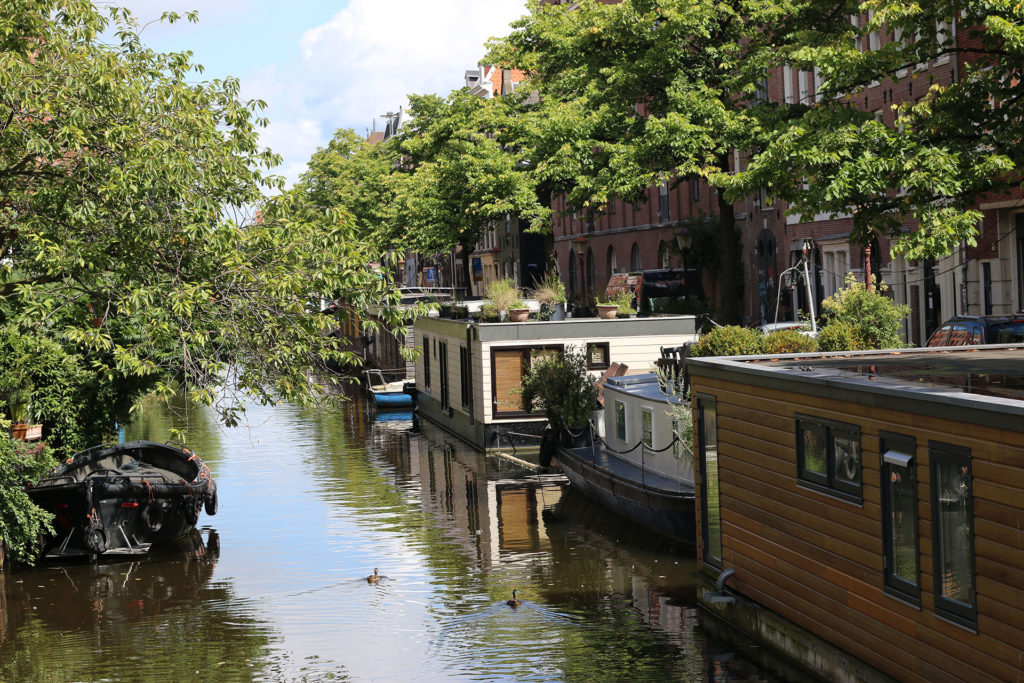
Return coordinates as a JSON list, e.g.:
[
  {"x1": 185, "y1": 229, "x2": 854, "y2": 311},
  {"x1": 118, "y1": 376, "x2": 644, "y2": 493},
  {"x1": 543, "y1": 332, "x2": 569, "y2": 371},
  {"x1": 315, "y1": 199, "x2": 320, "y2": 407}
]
[{"x1": 3, "y1": 395, "x2": 800, "y2": 681}]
